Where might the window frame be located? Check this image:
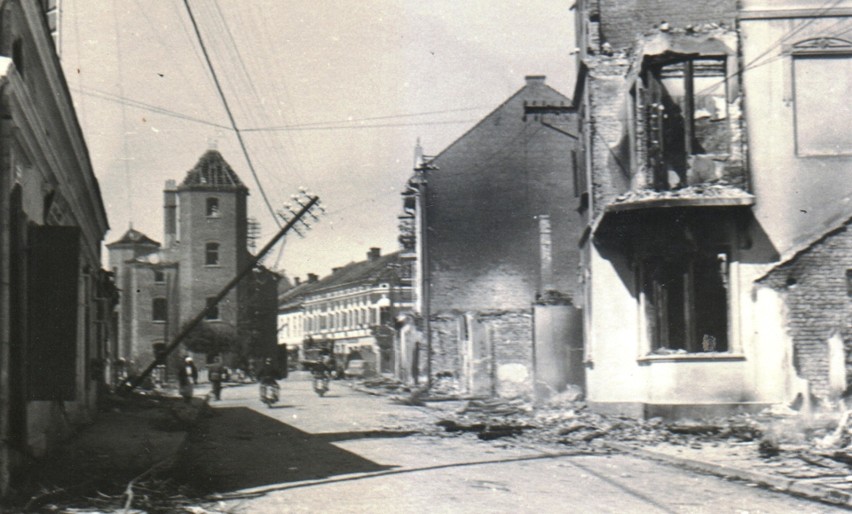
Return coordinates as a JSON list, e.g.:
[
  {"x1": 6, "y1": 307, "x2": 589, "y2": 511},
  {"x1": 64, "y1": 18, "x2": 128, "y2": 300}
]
[
  {"x1": 204, "y1": 297, "x2": 220, "y2": 321},
  {"x1": 206, "y1": 197, "x2": 221, "y2": 218},
  {"x1": 205, "y1": 242, "x2": 220, "y2": 266},
  {"x1": 640, "y1": 55, "x2": 731, "y2": 189},
  {"x1": 789, "y1": 43, "x2": 852, "y2": 157},
  {"x1": 637, "y1": 247, "x2": 732, "y2": 356}
]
